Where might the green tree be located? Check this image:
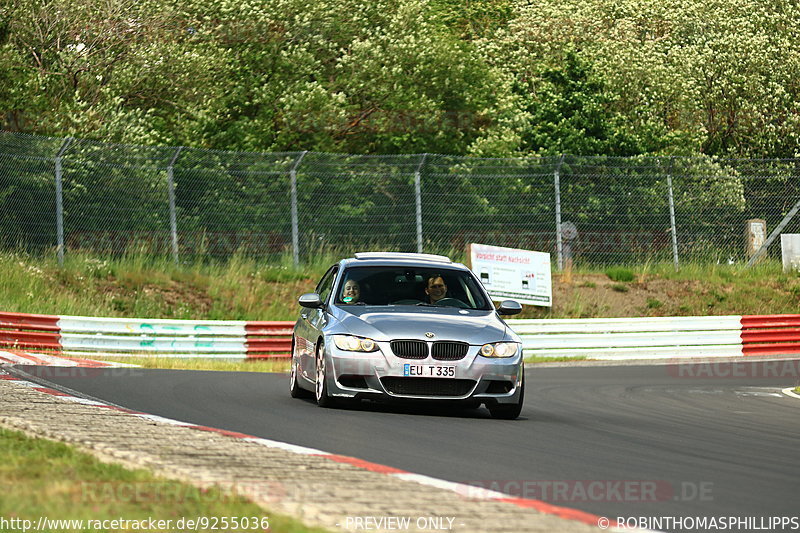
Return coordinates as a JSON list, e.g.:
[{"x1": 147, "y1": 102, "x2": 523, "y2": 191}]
[
  {"x1": 518, "y1": 51, "x2": 652, "y2": 156},
  {"x1": 488, "y1": 0, "x2": 800, "y2": 158}
]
